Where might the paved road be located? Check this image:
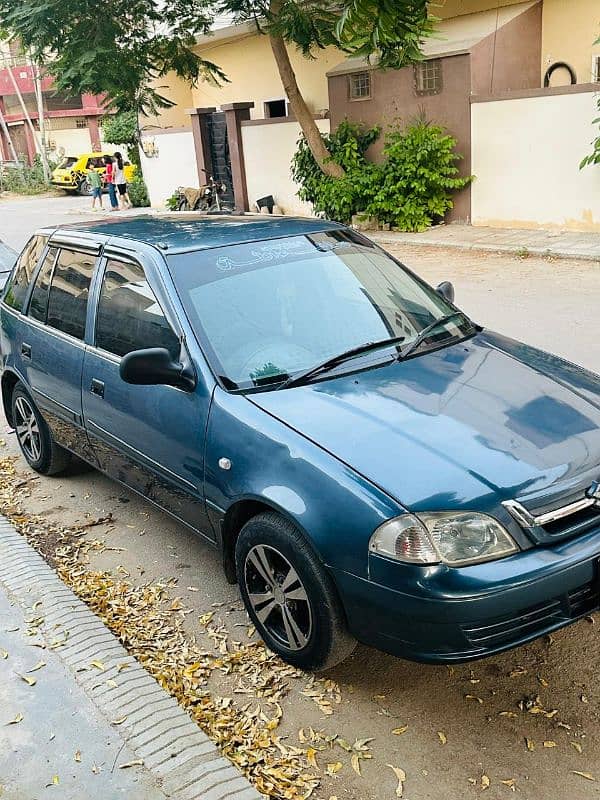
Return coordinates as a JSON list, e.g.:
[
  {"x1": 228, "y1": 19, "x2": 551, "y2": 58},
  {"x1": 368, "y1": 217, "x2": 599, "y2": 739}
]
[{"x1": 1, "y1": 197, "x2": 599, "y2": 800}]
